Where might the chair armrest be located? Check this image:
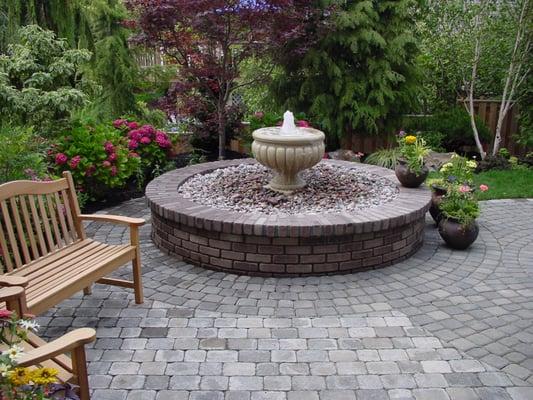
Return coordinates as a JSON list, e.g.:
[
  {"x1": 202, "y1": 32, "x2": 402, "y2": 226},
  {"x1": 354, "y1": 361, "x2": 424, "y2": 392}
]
[
  {"x1": 0, "y1": 276, "x2": 29, "y2": 287},
  {"x1": 0, "y1": 286, "x2": 26, "y2": 302},
  {"x1": 78, "y1": 214, "x2": 145, "y2": 227},
  {"x1": 17, "y1": 328, "x2": 96, "y2": 367}
]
